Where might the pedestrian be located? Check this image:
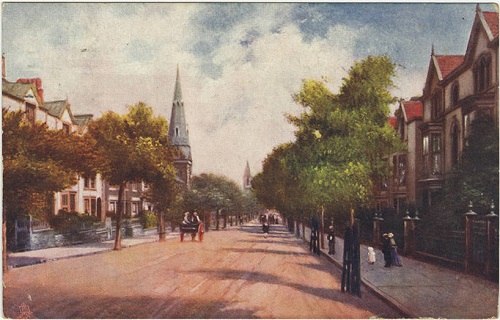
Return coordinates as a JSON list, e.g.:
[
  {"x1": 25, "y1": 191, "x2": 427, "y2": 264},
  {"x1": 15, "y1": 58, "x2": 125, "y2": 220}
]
[
  {"x1": 367, "y1": 247, "x2": 376, "y2": 264},
  {"x1": 382, "y1": 233, "x2": 392, "y2": 267},
  {"x1": 327, "y1": 225, "x2": 336, "y2": 255},
  {"x1": 388, "y1": 233, "x2": 402, "y2": 267}
]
